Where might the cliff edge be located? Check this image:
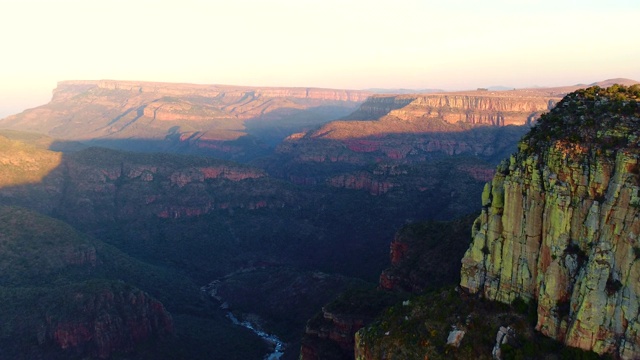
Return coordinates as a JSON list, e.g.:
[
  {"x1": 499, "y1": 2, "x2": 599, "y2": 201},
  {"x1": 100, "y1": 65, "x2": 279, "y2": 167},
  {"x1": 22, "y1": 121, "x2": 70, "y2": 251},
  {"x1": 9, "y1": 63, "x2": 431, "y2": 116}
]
[{"x1": 460, "y1": 84, "x2": 640, "y2": 358}]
